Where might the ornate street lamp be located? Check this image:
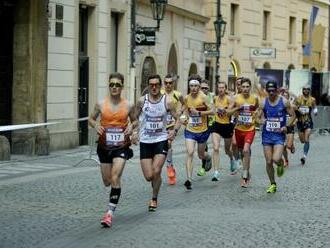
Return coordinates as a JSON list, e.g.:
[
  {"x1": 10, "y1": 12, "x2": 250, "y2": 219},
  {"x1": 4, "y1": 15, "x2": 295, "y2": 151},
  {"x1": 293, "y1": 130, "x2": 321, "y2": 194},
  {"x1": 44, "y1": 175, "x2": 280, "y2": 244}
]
[
  {"x1": 214, "y1": 0, "x2": 227, "y2": 83},
  {"x1": 150, "y1": 0, "x2": 168, "y2": 30}
]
